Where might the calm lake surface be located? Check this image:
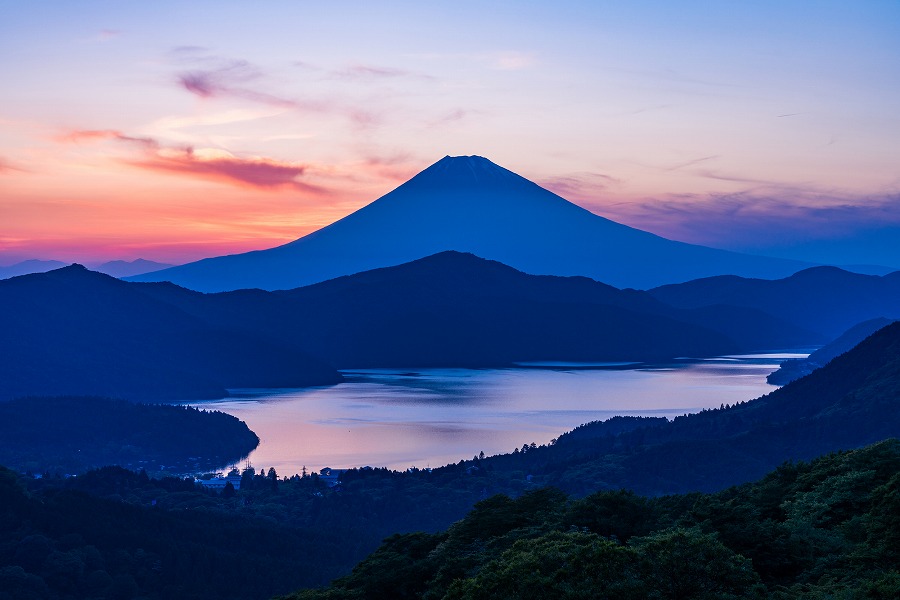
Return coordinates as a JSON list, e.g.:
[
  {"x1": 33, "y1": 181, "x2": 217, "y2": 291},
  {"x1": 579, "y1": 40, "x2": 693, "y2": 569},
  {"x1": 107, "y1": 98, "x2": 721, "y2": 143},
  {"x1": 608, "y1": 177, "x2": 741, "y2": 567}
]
[{"x1": 189, "y1": 353, "x2": 806, "y2": 475}]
